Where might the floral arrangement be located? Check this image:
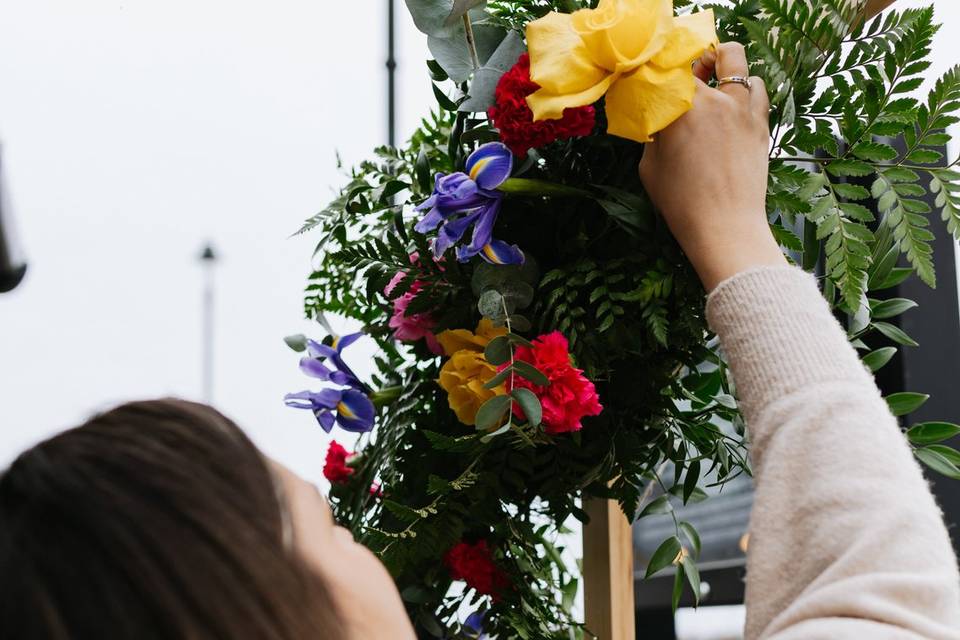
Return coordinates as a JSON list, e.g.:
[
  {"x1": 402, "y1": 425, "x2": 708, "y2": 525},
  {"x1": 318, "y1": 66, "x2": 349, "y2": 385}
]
[{"x1": 286, "y1": 1, "x2": 960, "y2": 636}]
